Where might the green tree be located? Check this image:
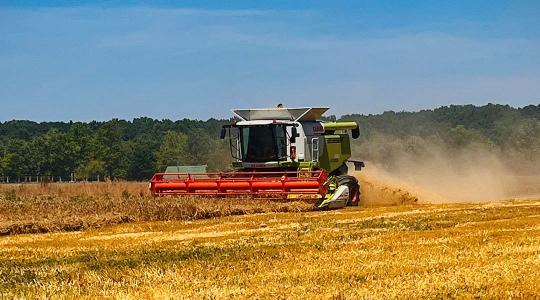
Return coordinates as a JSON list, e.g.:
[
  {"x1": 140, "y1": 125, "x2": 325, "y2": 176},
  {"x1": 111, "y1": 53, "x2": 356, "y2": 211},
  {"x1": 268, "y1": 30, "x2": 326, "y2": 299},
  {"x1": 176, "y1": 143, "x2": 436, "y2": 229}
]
[
  {"x1": 127, "y1": 135, "x2": 160, "y2": 180},
  {"x1": 187, "y1": 128, "x2": 213, "y2": 165},
  {"x1": 445, "y1": 125, "x2": 490, "y2": 149},
  {"x1": 156, "y1": 131, "x2": 189, "y2": 170},
  {"x1": 38, "y1": 129, "x2": 81, "y2": 178},
  {"x1": 76, "y1": 160, "x2": 106, "y2": 181},
  {"x1": 0, "y1": 139, "x2": 34, "y2": 179},
  {"x1": 92, "y1": 120, "x2": 132, "y2": 179}
]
